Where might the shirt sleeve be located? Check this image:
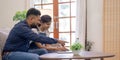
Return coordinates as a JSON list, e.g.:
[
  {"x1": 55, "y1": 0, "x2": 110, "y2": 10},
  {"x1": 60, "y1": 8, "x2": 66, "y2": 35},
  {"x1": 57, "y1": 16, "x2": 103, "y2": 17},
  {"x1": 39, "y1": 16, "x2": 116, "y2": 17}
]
[{"x1": 14, "y1": 25, "x2": 58, "y2": 44}]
